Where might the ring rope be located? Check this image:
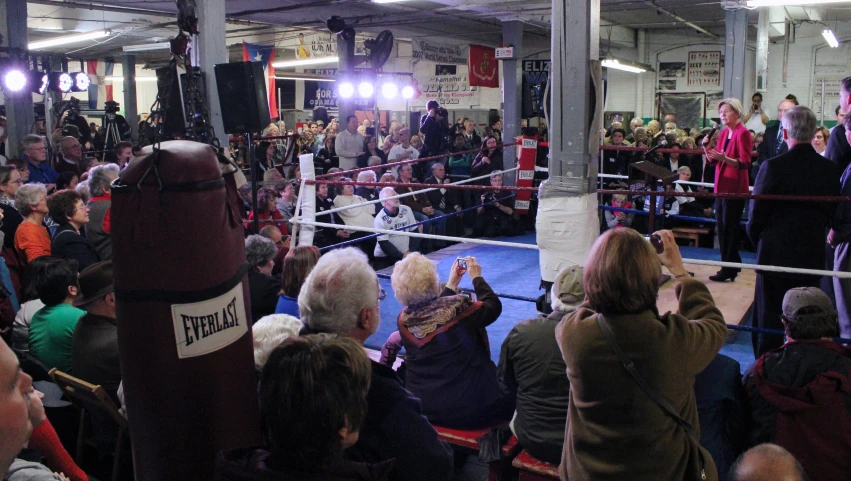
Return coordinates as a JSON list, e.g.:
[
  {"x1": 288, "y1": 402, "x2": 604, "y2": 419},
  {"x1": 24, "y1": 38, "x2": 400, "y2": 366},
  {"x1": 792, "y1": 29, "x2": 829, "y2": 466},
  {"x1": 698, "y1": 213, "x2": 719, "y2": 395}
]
[
  {"x1": 314, "y1": 142, "x2": 516, "y2": 180},
  {"x1": 598, "y1": 205, "x2": 729, "y2": 226},
  {"x1": 309, "y1": 167, "x2": 519, "y2": 218},
  {"x1": 597, "y1": 188, "x2": 851, "y2": 203},
  {"x1": 374, "y1": 272, "x2": 539, "y2": 303},
  {"x1": 319, "y1": 195, "x2": 515, "y2": 252},
  {"x1": 290, "y1": 217, "x2": 851, "y2": 279}
]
